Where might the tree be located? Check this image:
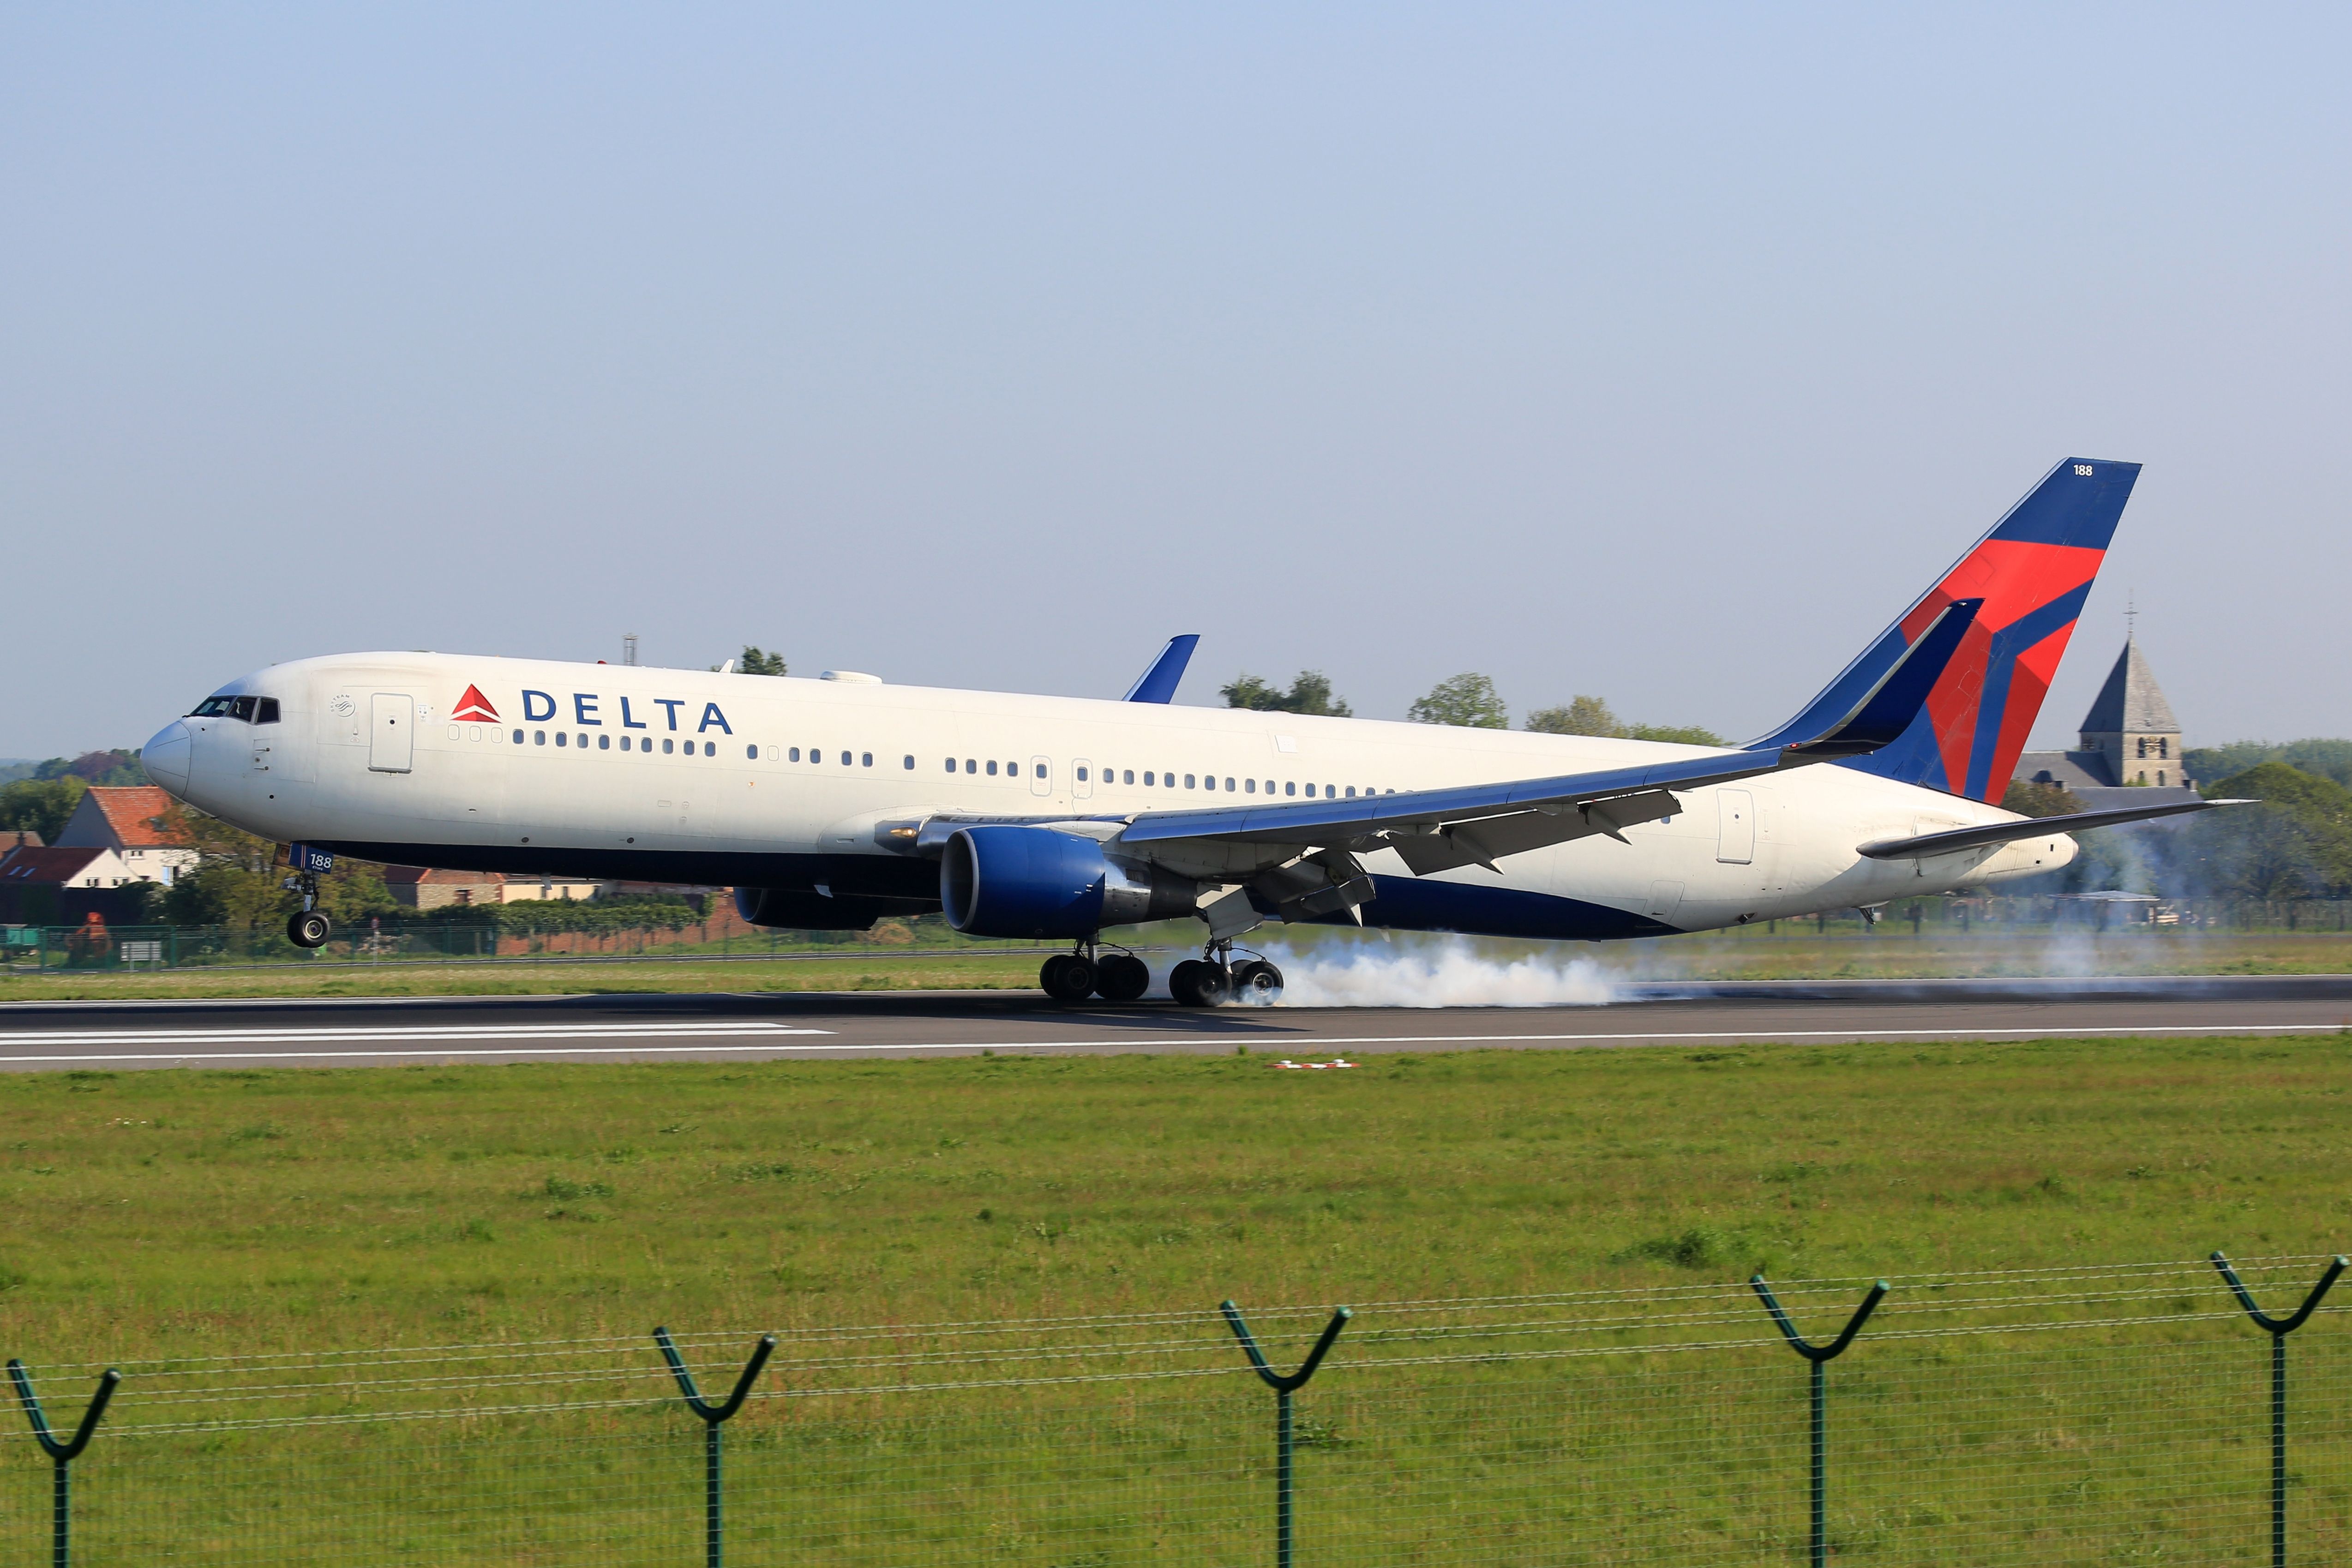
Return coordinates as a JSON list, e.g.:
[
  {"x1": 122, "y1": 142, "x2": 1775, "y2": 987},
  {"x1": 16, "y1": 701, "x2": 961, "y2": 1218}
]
[
  {"x1": 1526, "y1": 696, "x2": 1618, "y2": 736},
  {"x1": 1221, "y1": 670, "x2": 1352, "y2": 717},
  {"x1": 713, "y1": 646, "x2": 788, "y2": 675},
  {"x1": 1408, "y1": 673, "x2": 1508, "y2": 729},
  {"x1": 0, "y1": 776, "x2": 89, "y2": 843},
  {"x1": 1525, "y1": 696, "x2": 1724, "y2": 746},
  {"x1": 2184, "y1": 762, "x2": 2352, "y2": 901},
  {"x1": 2002, "y1": 779, "x2": 2085, "y2": 818}
]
